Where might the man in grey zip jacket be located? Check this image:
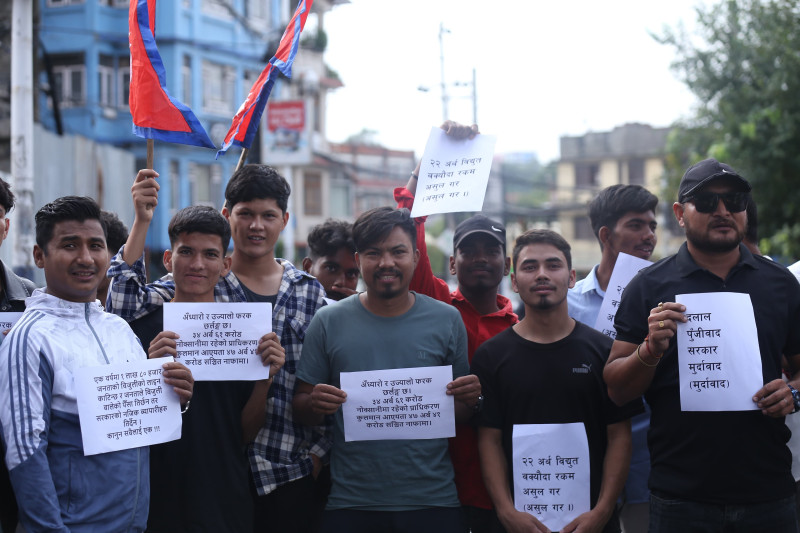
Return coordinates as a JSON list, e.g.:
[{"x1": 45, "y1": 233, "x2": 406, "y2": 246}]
[{"x1": 0, "y1": 196, "x2": 193, "y2": 532}]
